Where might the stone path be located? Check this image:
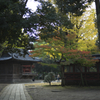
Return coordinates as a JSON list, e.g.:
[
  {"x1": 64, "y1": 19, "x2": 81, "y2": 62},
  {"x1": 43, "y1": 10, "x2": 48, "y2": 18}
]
[{"x1": 0, "y1": 84, "x2": 32, "y2": 100}]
